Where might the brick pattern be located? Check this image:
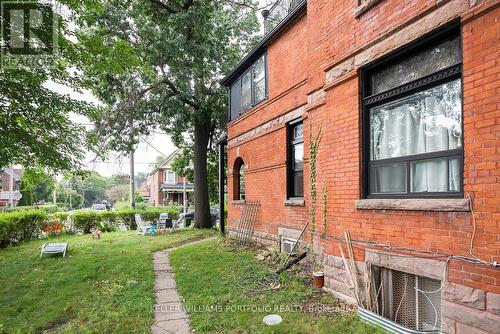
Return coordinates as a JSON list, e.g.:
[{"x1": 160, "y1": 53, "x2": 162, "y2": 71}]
[{"x1": 226, "y1": 1, "x2": 500, "y2": 333}]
